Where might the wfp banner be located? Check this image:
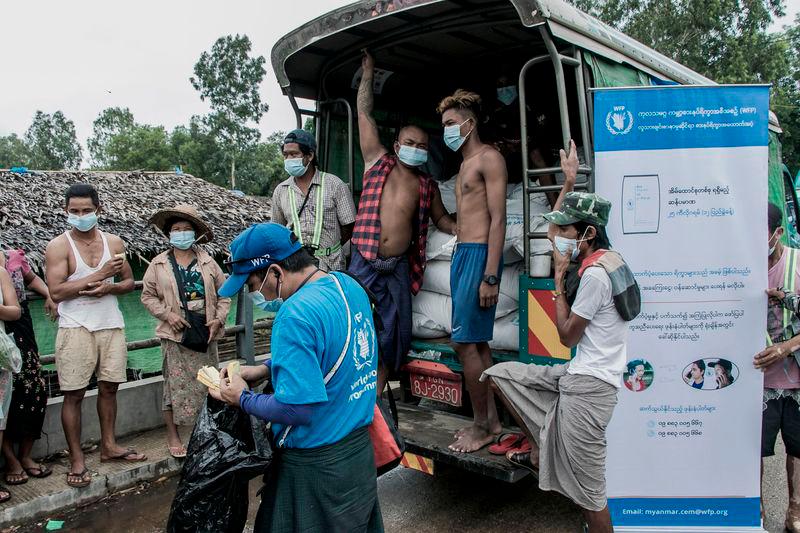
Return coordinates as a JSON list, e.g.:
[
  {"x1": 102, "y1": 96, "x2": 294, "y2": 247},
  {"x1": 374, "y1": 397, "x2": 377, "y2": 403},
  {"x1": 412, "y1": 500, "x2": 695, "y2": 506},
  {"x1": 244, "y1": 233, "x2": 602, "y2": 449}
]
[{"x1": 594, "y1": 85, "x2": 770, "y2": 531}]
